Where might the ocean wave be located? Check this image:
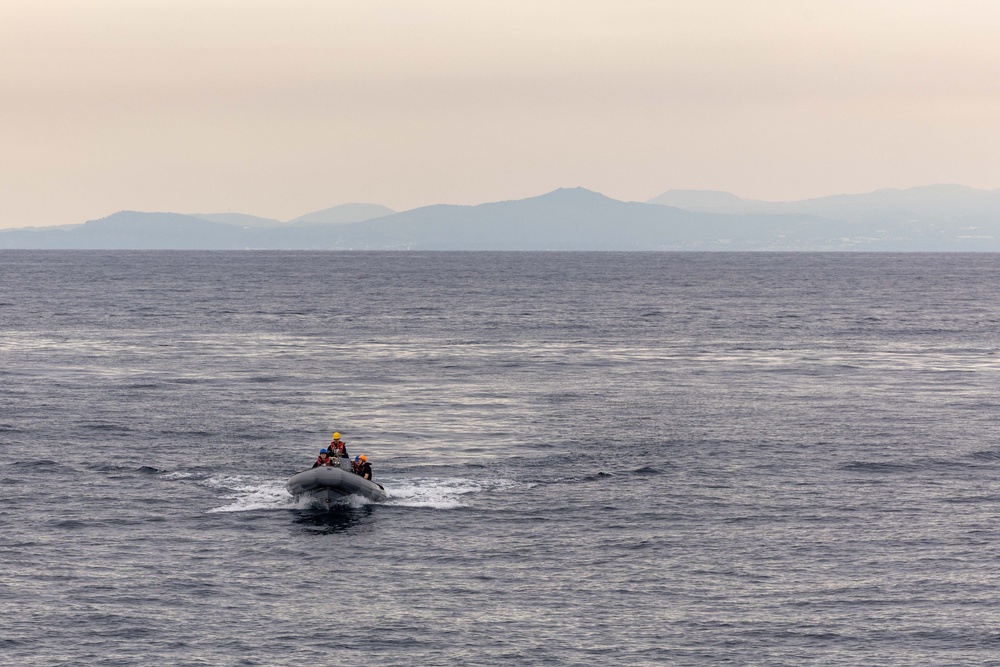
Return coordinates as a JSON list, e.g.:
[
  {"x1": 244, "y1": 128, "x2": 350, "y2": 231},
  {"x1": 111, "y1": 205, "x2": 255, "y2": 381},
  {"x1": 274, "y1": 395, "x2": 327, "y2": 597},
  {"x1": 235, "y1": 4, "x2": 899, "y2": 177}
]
[
  {"x1": 385, "y1": 477, "x2": 487, "y2": 509},
  {"x1": 385, "y1": 476, "x2": 523, "y2": 509},
  {"x1": 840, "y1": 461, "x2": 918, "y2": 474},
  {"x1": 203, "y1": 476, "x2": 298, "y2": 513},
  {"x1": 158, "y1": 471, "x2": 197, "y2": 480},
  {"x1": 88, "y1": 463, "x2": 165, "y2": 476},
  {"x1": 10, "y1": 459, "x2": 61, "y2": 469}
]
